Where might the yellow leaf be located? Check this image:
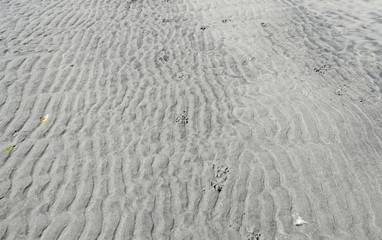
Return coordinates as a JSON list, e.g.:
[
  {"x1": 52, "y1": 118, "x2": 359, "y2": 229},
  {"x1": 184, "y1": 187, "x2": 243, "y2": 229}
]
[
  {"x1": 41, "y1": 114, "x2": 49, "y2": 125},
  {"x1": 4, "y1": 145, "x2": 15, "y2": 154}
]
